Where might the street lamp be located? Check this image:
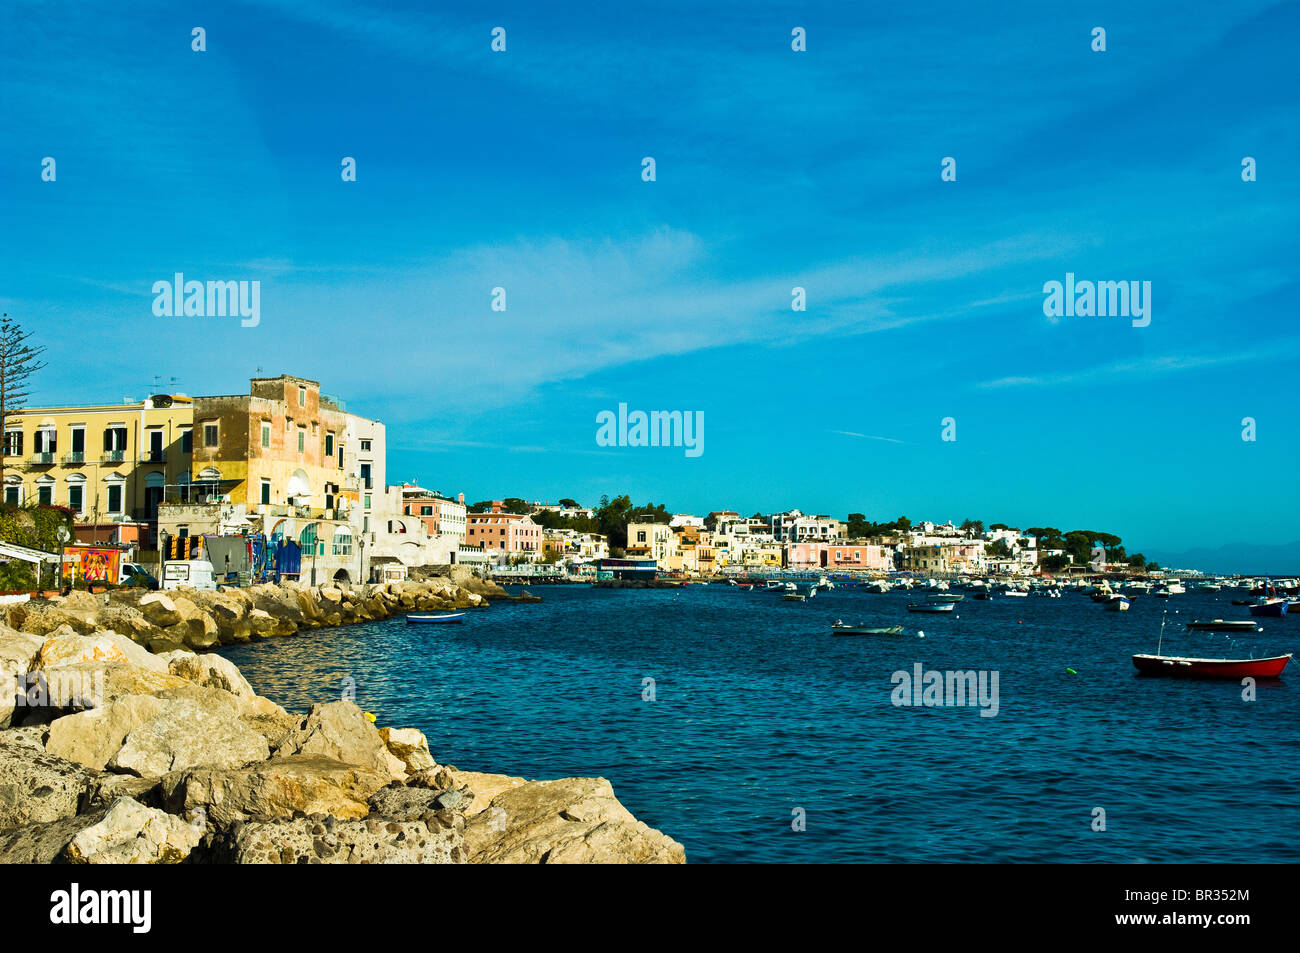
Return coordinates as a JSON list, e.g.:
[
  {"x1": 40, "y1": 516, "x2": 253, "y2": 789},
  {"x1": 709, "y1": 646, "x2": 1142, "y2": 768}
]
[{"x1": 56, "y1": 524, "x2": 71, "y2": 593}]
